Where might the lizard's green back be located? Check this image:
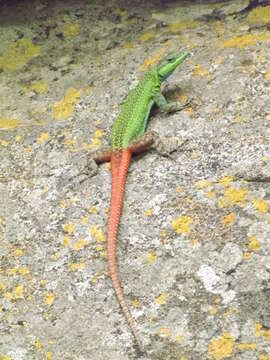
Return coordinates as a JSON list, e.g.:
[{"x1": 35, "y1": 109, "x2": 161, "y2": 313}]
[
  {"x1": 111, "y1": 69, "x2": 160, "y2": 150},
  {"x1": 111, "y1": 51, "x2": 189, "y2": 151}
]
